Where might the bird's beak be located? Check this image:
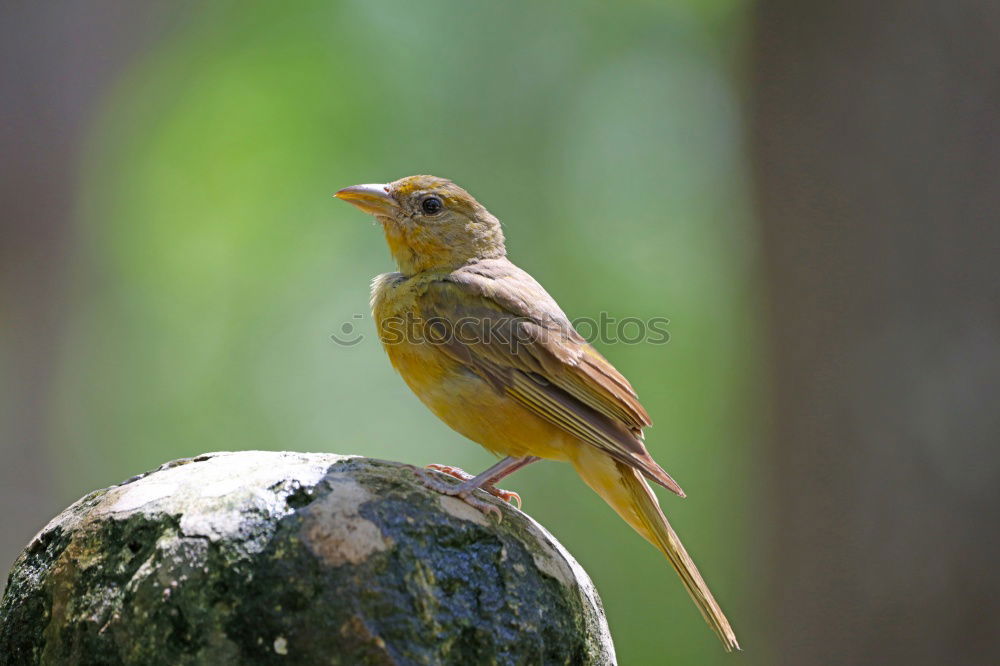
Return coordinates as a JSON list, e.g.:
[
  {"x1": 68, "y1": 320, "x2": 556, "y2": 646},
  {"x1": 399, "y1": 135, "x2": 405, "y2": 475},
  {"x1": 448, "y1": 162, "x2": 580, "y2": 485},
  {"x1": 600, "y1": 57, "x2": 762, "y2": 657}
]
[{"x1": 334, "y1": 183, "x2": 399, "y2": 216}]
